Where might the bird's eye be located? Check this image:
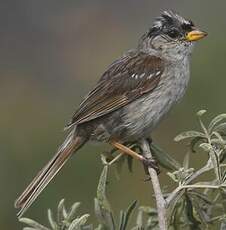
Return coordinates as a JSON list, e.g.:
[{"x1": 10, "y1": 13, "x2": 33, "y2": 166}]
[{"x1": 167, "y1": 29, "x2": 180, "y2": 38}]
